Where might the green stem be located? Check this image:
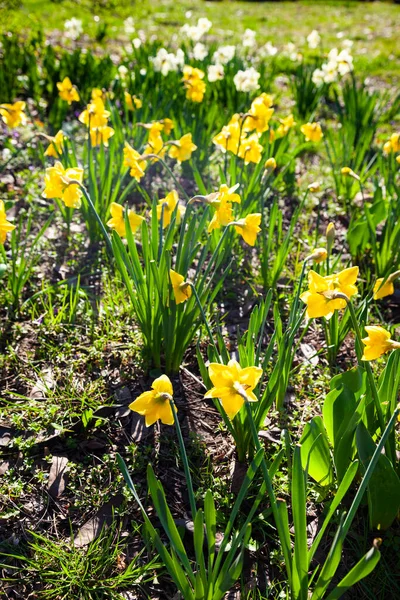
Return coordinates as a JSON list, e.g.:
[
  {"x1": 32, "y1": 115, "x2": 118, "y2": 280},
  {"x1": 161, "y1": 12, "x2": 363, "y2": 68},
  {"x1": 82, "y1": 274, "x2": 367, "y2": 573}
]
[
  {"x1": 346, "y1": 301, "x2": 391, "y2": 462},
  {"x1": 74, "y1": 182, "x2": 113, "y2": 255},
  {"x1": 143, "y1": 155, "x2": 191, "y2": 203},
  {"x1": 170, "y1": 400, "x2": 197, "y2": 518},
  {"x1": 244, "y1": 401, "x2": 293, "y2": 587},
  {"x1": 189, "y1": 283, "x2": 218, "y2": 357}
]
